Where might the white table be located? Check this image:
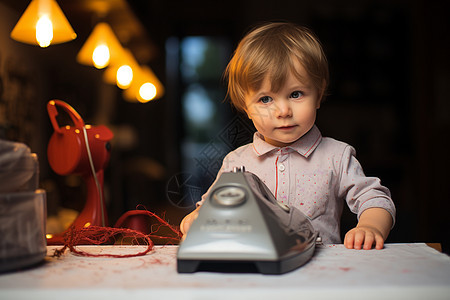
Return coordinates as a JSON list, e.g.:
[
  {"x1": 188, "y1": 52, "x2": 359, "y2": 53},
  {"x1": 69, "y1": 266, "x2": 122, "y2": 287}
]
[{"x1": 1, "y1": 243, "x2": 449, "y2": 300}]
